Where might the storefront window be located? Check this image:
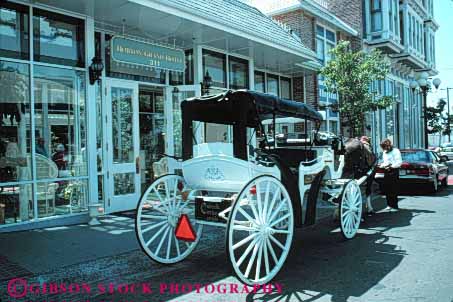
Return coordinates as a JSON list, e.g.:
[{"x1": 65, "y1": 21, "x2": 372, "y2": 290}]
[
  {"x1": 34, "y1": 65, "x2": 87, "y2": 179},
  {"x1": 0, "y1": 2, "x2": 29, "y2": 60},
  {"x1": 229, "y1": 56, "x2": 249, "y2": 90},
  {"x1": 0, "y1": 183, "x2": 33, "y2": 224},
  {"x1": 139, "y1": 88, "x2": 165, "y2": 189},
  {"x1": 202, "y1": 49, "x2": 226, "y2": 88},
  {"x1": 254, "y1": 71, "x2": 265, "y2": 92},
  {"x1": 0, "y1": 61, "x2": 31, "y2": 183},
  {"x1": 173, "y1": 90, "x2": 196, "y2": 157},
  {"x1": 280, "y1": 77, "x2": 291, "y2": 99},
  {"x1": 33, "y1": 9, "x2": 85, "y2": 67},
  {"x1": 37, "y1": 179, "x2": 87, "y2": 218},
  {"x1": 267, "y1": 74, "x2": 279, "y2": 96},
  {"x1": 185, "y1": 49, "x2": 194, "y2": 85},
  {"x1": 169, "y1": 71, "x2": 184, "y2": 86}
]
